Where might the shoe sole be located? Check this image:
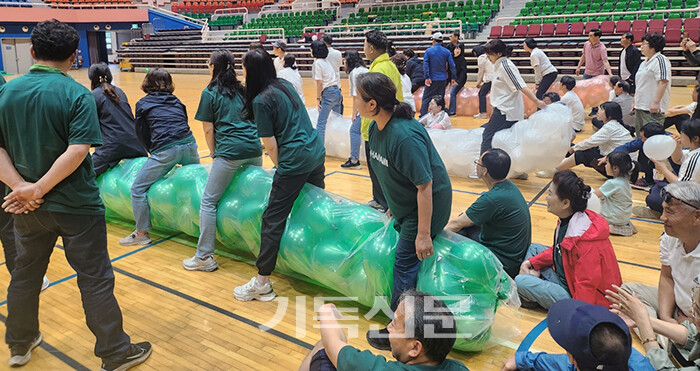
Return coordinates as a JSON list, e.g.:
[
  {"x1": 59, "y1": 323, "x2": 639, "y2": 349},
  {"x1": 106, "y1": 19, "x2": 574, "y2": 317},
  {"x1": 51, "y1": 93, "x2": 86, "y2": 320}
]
[
  {"x1": 182, "y1": 263, "x2": 219, "y2": 272},
  {"x1": 233, "y1": 291, "x2": 276, "y2": 302},
  {"x1": 119, "y1": 240, "x2": 152, "y2": 247},
  {"x1": 630, "y1": 185, "x2": 651, "y2": 191},
  {"x1": 9, "y1": 333, "x2": 42, "y2": 367},
  {"x1": 101, "y1": 346, "x2": 153, "y2": 371},
  {"x1": 340, "y1": 166, "x2": 362, "y2": 170}
]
